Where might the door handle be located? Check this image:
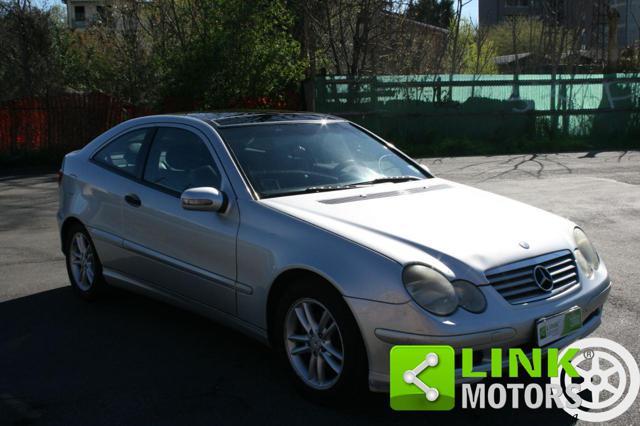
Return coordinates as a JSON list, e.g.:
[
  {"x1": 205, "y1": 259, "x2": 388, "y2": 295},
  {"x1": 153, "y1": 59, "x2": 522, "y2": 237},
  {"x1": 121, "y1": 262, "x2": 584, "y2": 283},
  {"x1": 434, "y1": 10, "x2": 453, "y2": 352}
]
[{"x1": 124, "y1": 193, "x2": 141, "y2": 207}]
